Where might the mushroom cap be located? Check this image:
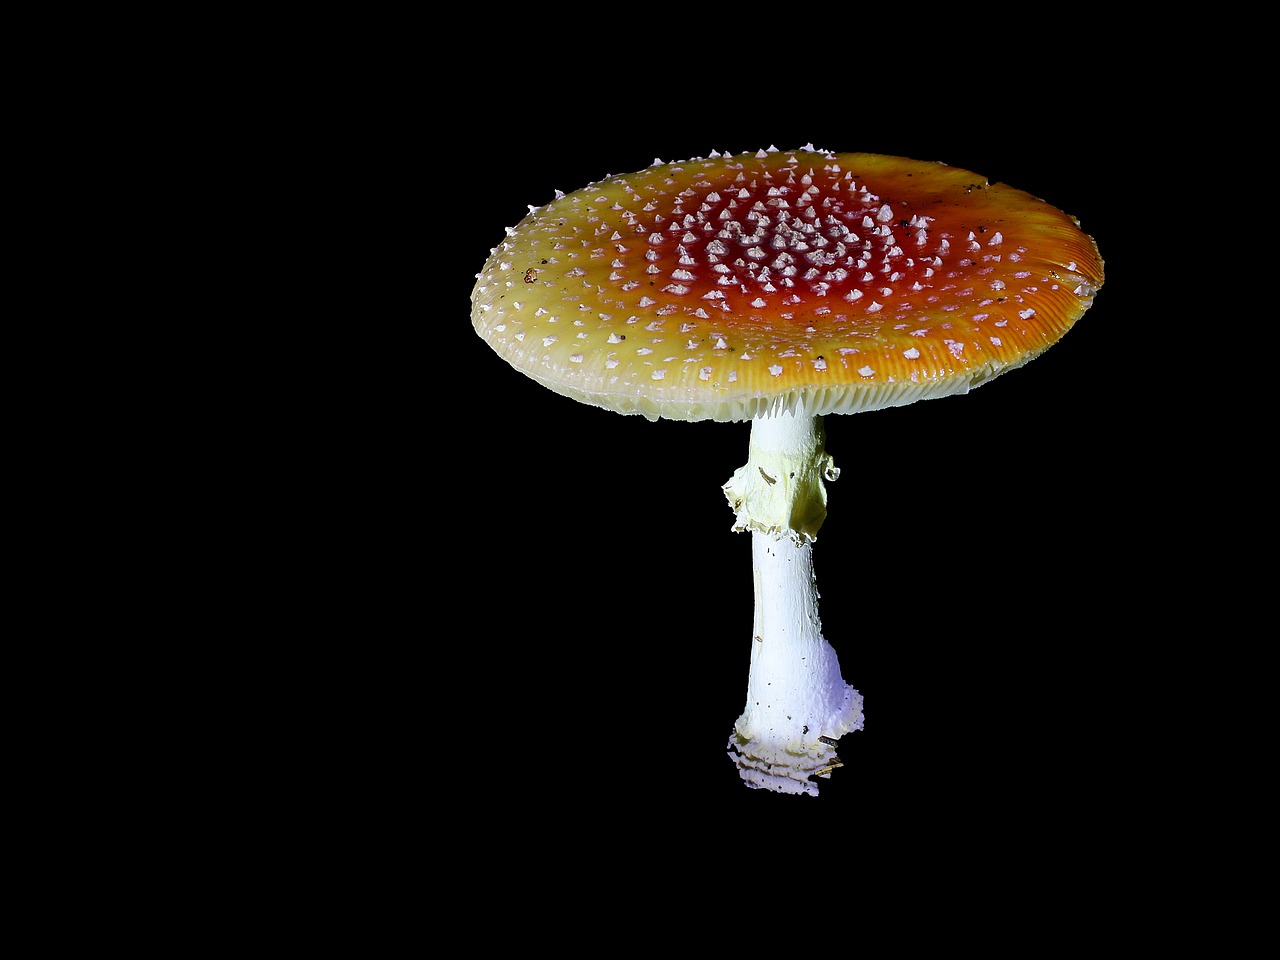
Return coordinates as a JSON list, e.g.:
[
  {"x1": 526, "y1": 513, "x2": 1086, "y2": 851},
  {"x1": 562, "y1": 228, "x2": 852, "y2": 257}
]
[{"x1": 471, "y1": 147, "x2": 1104, "y2": 423}]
